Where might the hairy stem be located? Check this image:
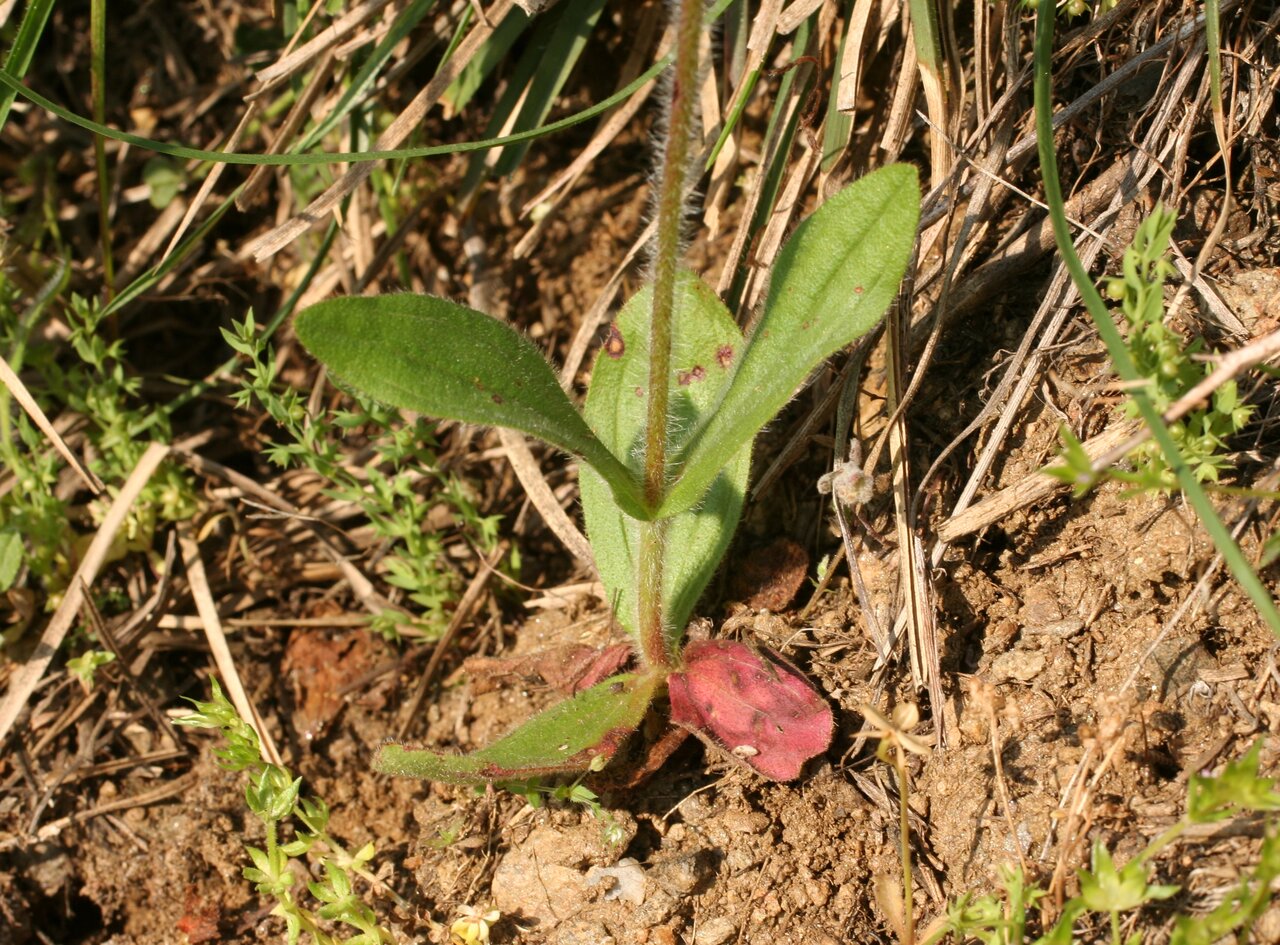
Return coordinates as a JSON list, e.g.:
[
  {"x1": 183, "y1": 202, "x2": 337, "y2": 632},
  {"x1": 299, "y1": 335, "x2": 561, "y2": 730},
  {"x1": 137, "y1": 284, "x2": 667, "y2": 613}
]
[
  {"x1": 638, "y1": 519, "x2": 671, "y2": 668},
  {"x1": 637, "y1": 0, "x2": 701, "y2": 668}
]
